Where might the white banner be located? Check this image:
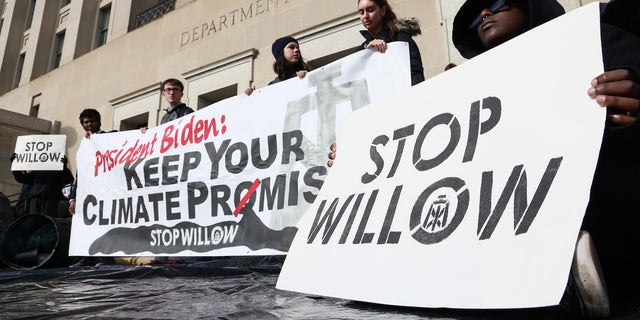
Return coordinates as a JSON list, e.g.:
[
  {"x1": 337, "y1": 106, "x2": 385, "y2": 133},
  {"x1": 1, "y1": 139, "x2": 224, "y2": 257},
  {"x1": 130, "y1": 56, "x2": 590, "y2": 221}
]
[
  {"x1": 12, "y1": 135, "x2": 66, "y2": 171},
  {"x1": 69, "y1": 43, "x2": 411, "y2": 257},
  {"x1": 277, "y1": 4, "x2": 604, "y2": 309}
]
